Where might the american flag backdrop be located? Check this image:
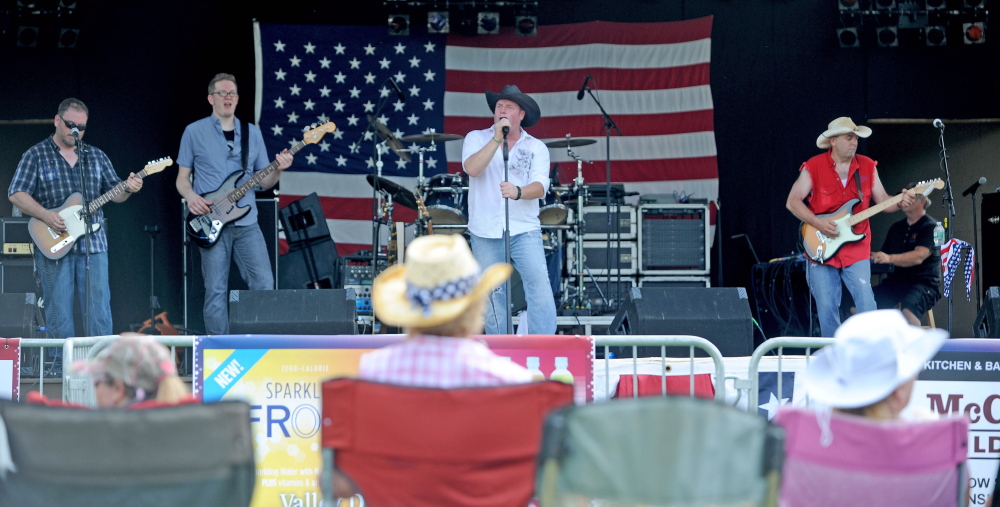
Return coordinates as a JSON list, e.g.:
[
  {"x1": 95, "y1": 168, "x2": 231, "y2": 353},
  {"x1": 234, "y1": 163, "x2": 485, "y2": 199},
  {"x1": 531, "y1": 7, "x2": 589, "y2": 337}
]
[{"x1": 254, "y1": 17, "x2": 718, "y2": 255}]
